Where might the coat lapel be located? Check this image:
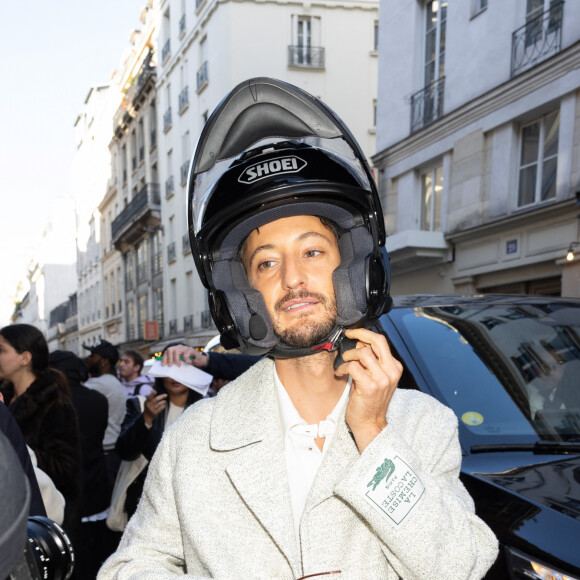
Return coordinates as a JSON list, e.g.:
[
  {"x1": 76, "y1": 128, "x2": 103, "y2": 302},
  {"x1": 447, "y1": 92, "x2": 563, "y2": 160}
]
[
  {"x1": 210, "y1": 358, "x2": 300, "y2": 575},
  {"x1": 303, "y1": 413, "x2": 360, "y2": 514}
]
